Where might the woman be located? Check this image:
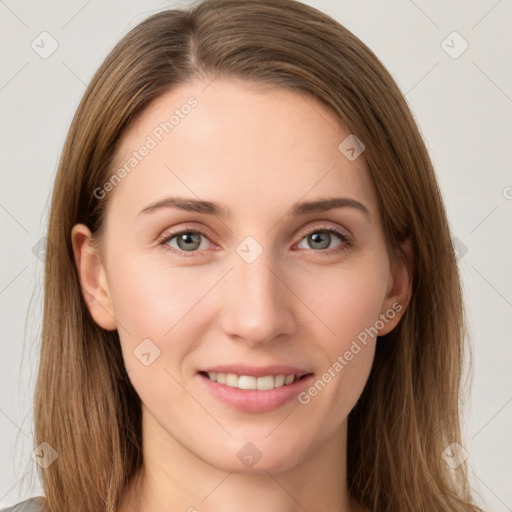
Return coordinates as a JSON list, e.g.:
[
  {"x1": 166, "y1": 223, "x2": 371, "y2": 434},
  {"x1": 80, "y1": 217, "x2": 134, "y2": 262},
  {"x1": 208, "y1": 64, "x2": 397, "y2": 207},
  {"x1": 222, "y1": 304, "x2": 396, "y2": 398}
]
[{"x1": 2, "y1": 0, "x2": 483, "y2": 510}]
